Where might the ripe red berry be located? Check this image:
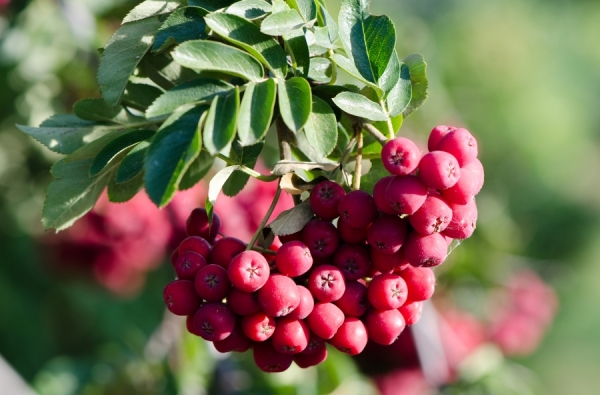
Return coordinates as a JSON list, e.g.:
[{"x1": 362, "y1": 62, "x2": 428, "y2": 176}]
[
  {"x1": 338, "y1": 190, "x2": 377, "y2": 228},
  {"x1": 194, "y1": 264, "x2": 231, "y2": 302},
  {"x1": 258, "y1": 274, "x2": 301, "y2": 317},
  {"x1": 163, "y1": 280, "x2": 201, "y2": 316},
  {"x1": 308, "y1": 265, "x2": 346, "y2": 302},
  {"x1": 211, "y1": 237, "x2": 246, "y2": 269},
  {"x1": 370, "y1": 247, "x2": 408, "y2": 273},
  {"x1": 310, "y1": 180, "x2": 346, "y2": 220},
  {"x1": 333, "y1": 243, "x2": 371, "y2": 281},
  {"x1": 438, "y1": 128, "x2": 478, "y2": 167},
  {"x1": 367, "y1": 273, "x2": 408, "y2": 310},
  {"x1": 337, "y1": 219, "x2": 369, "y2": 244},
  {"x1": 302, "y1": 333, "x2": 326, "y2": 355},
  {"x1": 399, "y1": 265, "x2": 436, "y2": 302},
  {"x1": 186, "y1": 208, "x2": 220, "y2": 242},
  {"x1": 287, "y1": 285, "x2": 314, "y2": 320},
  {"x1": 441, "y1": 167, "x2": 480, "y2": 204},
  {"x1": 306, "y1": 302, "x2": 345, "y2": 339},
  {"x1": 253, "y1": 341, "x2": 293, "y2": 373},
  {"x1": 334, "y1": 281, "x2": 368, "y2": 317},
  {"x1": 242, "y1": 311, "x2": 276, "y2": 341},
  {"x1": 301, "y1": 219, "x2": 340, "y2": 258},
  {"x1": 178, "y1": 236, "x2": 212, "y2": 260},
  {"x1": 418, "y1": 151, "x2": 461, "y2": 190},
  {"x1": 385, "y1": 175, "x2": 428, "y2": 215},
  {"x1": 365, "y1": 308, "x2": 406, "y2": 345},
  {"x1": 294, "y1": 343, "x2": 327, "y2": 368},
  {"x1": 428, "y1": 125, "x2": 456, "y2": 151},
  {"x1": 213, "y1": 323, "x2": 251, "y2": 353},
  {"x1": 463, "y1": 158, "x2": 484, "y2": 194},
  {"x1": 227, "y1": 288, "x2": 260, "y2": 316},
  {"x1": 367, "y1": 215, "x2": 408, "y2": 255},
  {"x1": 276, "y1": 241, "x2": 313, "y2": 277},
  {"x1": 443, "y1": 200, "x2": 478, "y2": 239},
  {"x1": 193, "y1": 302, "x2": 235, "y2": 341},
  {"x1": 173, "y1": 251, "x2": 207, "y2": 280},
  {"x1": 186, "y1": 314, "x2": 201, "y2": 336},
  {"x1": 399, "y1": 301, "x2": 424, "y2": 326},
  {"x1": 373, "y1": 175, "x2": 397, "y2": 214},
  {"x1": 279, "y1": 231, "x2": 302, "y2": 244},
  {"x1": 403, "y1": 232, "x2": 448, "y2": 267},
  {"x1": 381, "y1": 137, "x2": 421, "y2": 176},
  {"x1": 409, "y1": 194, "x2": 453, "y2": 235},
  {"x1": 228, "y1": 250, "x2": 270, "y2": 292},
  {"x1": 272, "y1": 317, "x2": 310, "y2": 354},
  {"x1": 330, "y1": 317, "x2": 369, "y2": 355}
]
